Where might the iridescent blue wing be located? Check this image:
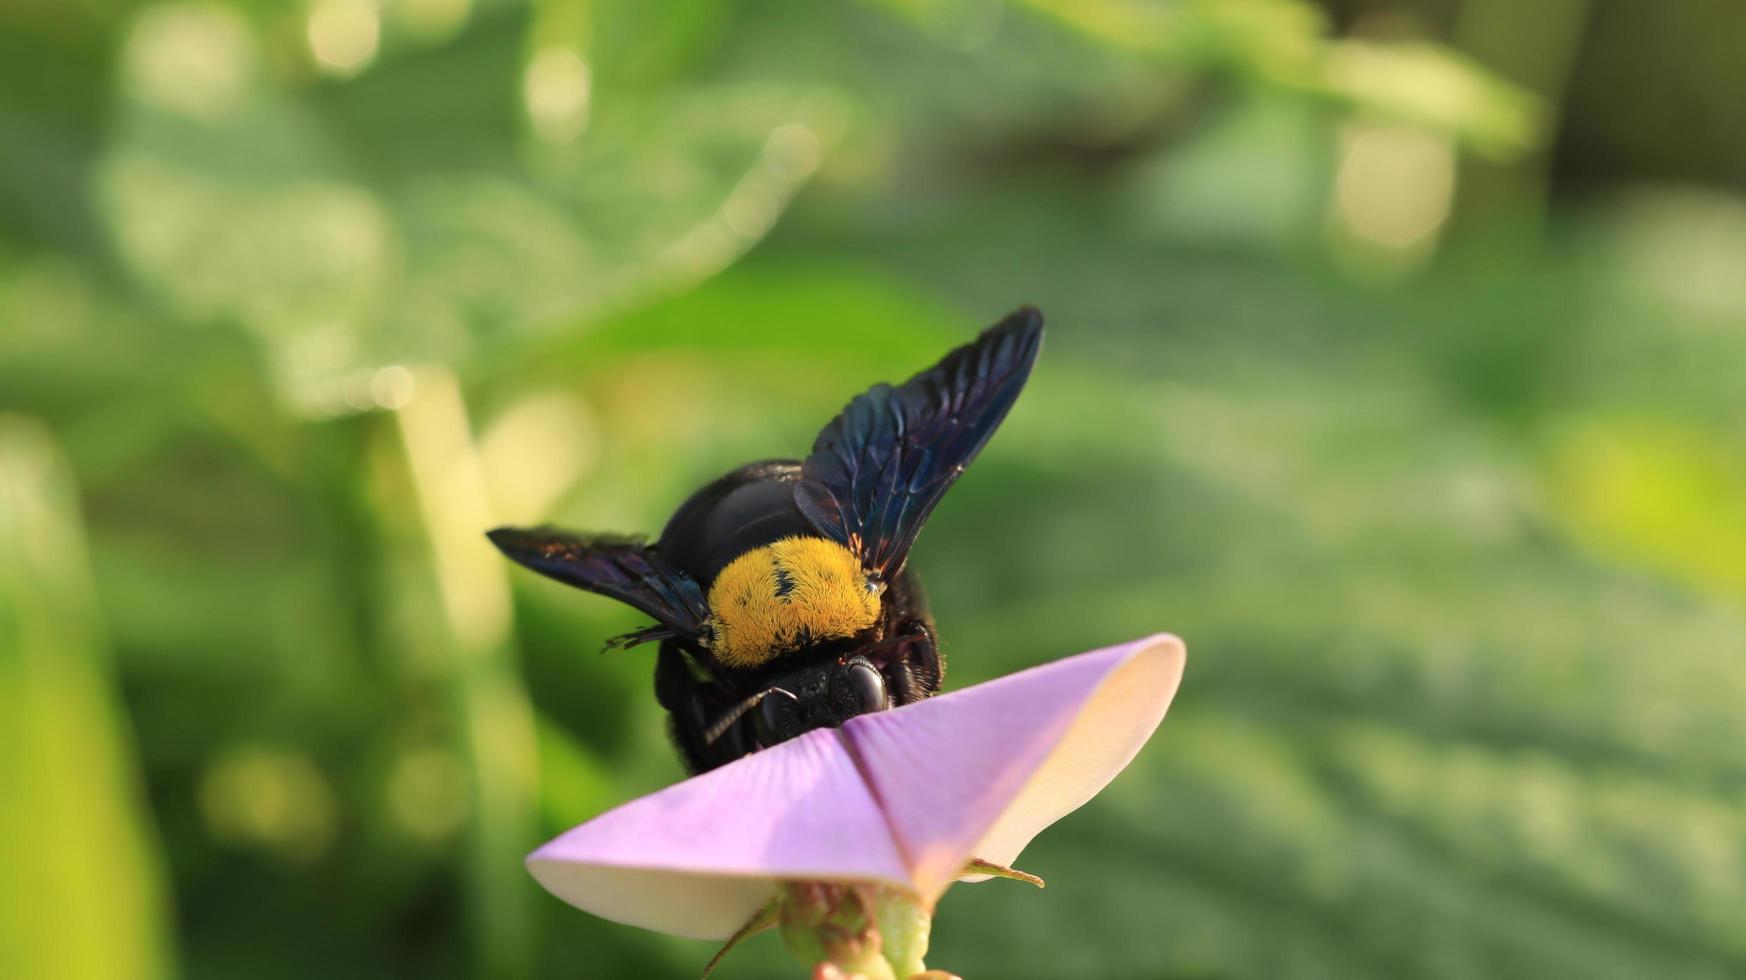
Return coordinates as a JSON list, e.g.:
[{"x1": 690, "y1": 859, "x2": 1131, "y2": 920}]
[
  {"x1": 796, "y1": 307, "x2": 1044, "y2": 579},
  {"x1": 486, "y1": 528, "x2": 712, "y2": 649}
]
